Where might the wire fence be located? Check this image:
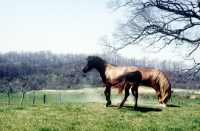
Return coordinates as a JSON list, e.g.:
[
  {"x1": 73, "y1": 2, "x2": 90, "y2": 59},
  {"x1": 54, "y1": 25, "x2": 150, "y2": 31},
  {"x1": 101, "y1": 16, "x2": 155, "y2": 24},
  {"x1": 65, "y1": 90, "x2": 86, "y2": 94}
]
[
  {"x1": 0, "y1": 90, "x2": 107, "y2": 106},
  {"x1": 1, "y1": 89, "x2": 200, "y2": 106}
]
